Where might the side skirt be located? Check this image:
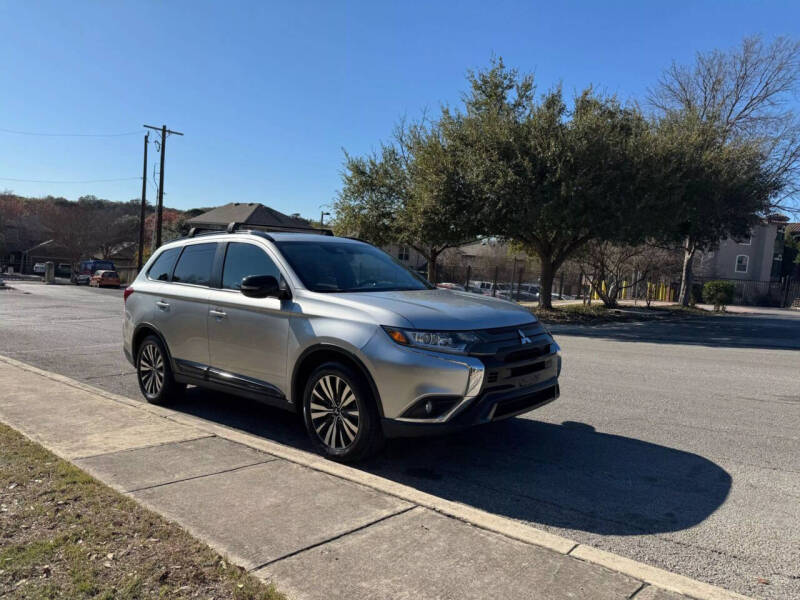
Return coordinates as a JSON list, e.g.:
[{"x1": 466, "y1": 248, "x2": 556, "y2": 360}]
[{"x1": 173, "y1": 359, "x2": 293, "y2": 412}]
